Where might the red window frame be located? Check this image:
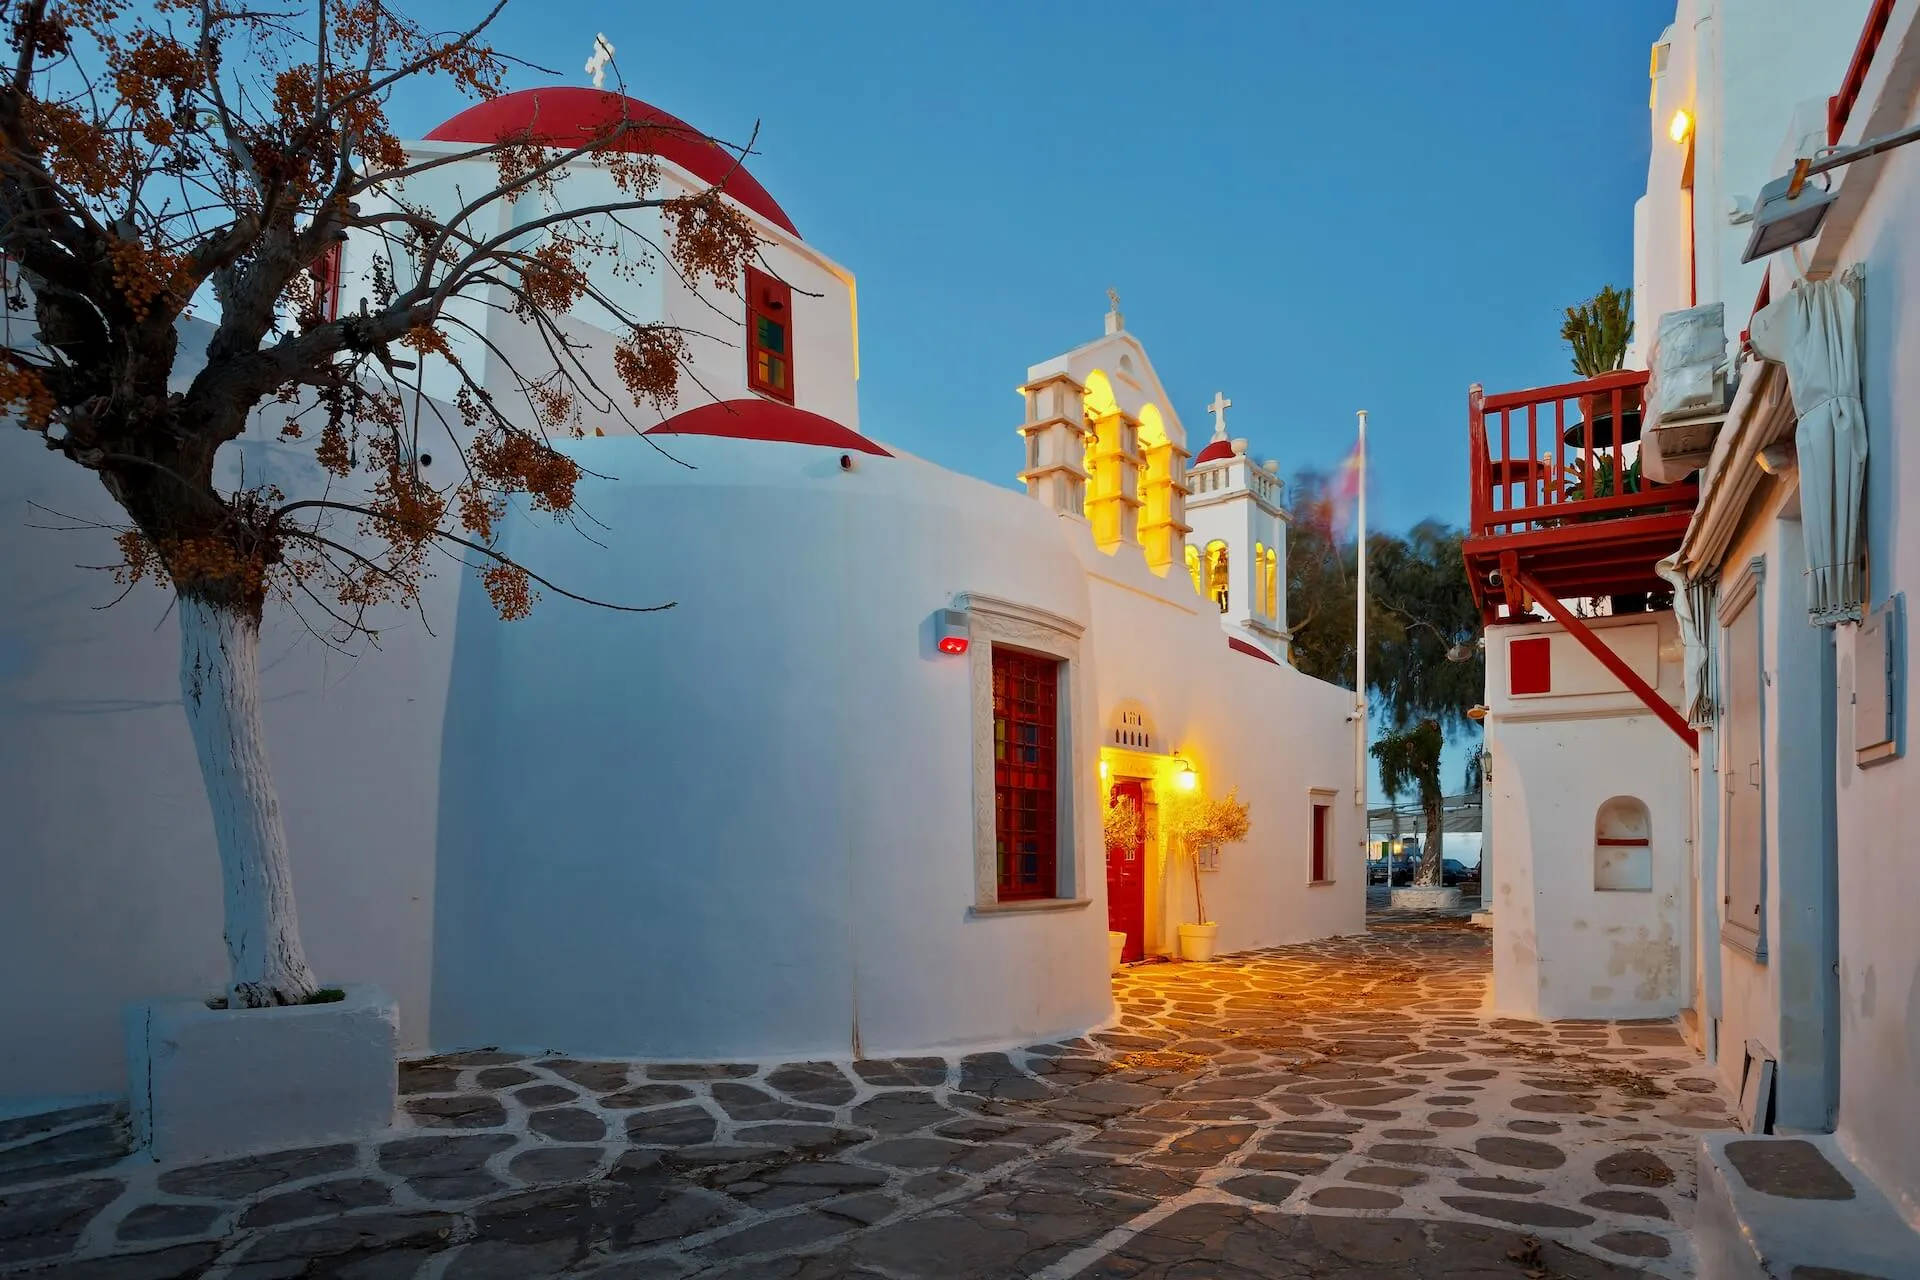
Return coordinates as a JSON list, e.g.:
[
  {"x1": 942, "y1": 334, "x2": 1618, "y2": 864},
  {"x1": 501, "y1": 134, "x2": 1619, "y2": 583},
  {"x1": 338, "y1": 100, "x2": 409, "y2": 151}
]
[
  {"x1": 993, "y1": 646, "x2": 1060, "y2": 901},
  {"x1": 307, "y1": 244, "x2": 344, "y2": 323},
  {"x1": 745, "y1": 265, "x2": 794, "y2": 403},
  {"x1": 1311, "y1": 803, "x2": 1330, "y2": 883}
]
